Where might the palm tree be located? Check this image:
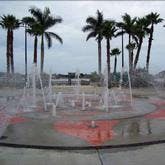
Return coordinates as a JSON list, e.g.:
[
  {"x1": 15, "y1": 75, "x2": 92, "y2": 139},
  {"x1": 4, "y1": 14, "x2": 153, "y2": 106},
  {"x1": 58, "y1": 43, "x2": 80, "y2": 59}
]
[
  {"x1": 145, "y1": 12, "x2": 163, "y2": 72},
  {"x1": 117, "y1": 13, "x2": 136, "y2": 72},
  {"x1": 116, "y1": 22, "x2": 125, "y2": 68},
  {"x1": 82, "y1": 10, "x2": 104, "y2": 76},
  {"x1": 0, "y1": 15, "x2": 20, "y2": 73},
  {"x1": 29, "y1": 7, "x2": 63, "y2": 73},
  {"x1": 102, "y1": 20, "x2": 117, "y2": 87},
  {"x1": 126, "y1": 42, "x2": 137, "y2": 72},
  {"x1": 22, "y1": 16, "x2": 41, "y2": 65},
  {"x1": 133, "y1": 17, "x2": 149, "y2": 69},
  {"x1": 110, "y1": 48, "x2": 121, "y2": 74}
]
